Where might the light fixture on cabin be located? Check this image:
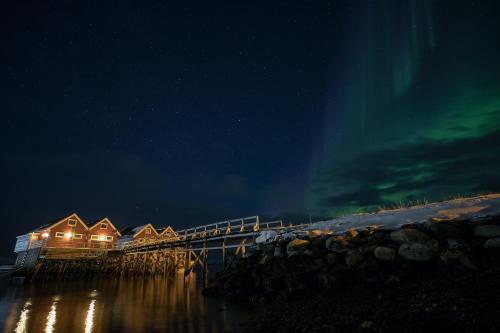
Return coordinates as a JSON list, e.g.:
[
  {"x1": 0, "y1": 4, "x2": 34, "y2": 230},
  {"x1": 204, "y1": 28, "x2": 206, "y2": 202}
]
[
  {"x1": 65, "y1": 232, "x2": 72, "y2": 239},
  {"x1": 42, "y1": 232, "x2": 50, "y2": 238},
  {"x1": 99, "y1": 235, "x2": 106, "y2": 241}
]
